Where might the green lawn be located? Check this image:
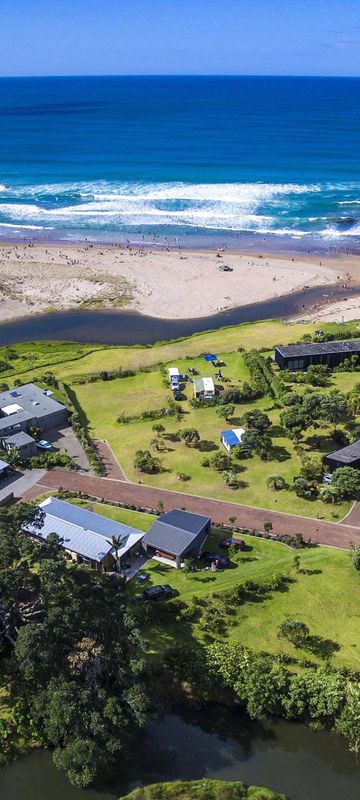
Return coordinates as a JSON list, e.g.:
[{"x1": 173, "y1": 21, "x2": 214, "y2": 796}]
[
  {"x1": 2, "y1": 319, "x2": 360, "y2": 520},
  {"x1": 0, "y1": 319, "x2": 347, "y2": 386},
  {"x1": 134, "y1": 529, "x2": 360, "y2": 670},
  {"x1": 72, "y1": 354, "x2": 350, "y2": 519},
  {"x1": 70, "y1": 498, "x2": 156, "y2": 532},
  {"x1": 33, "y1": 498, "x2": 360, "y2": 670}
]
